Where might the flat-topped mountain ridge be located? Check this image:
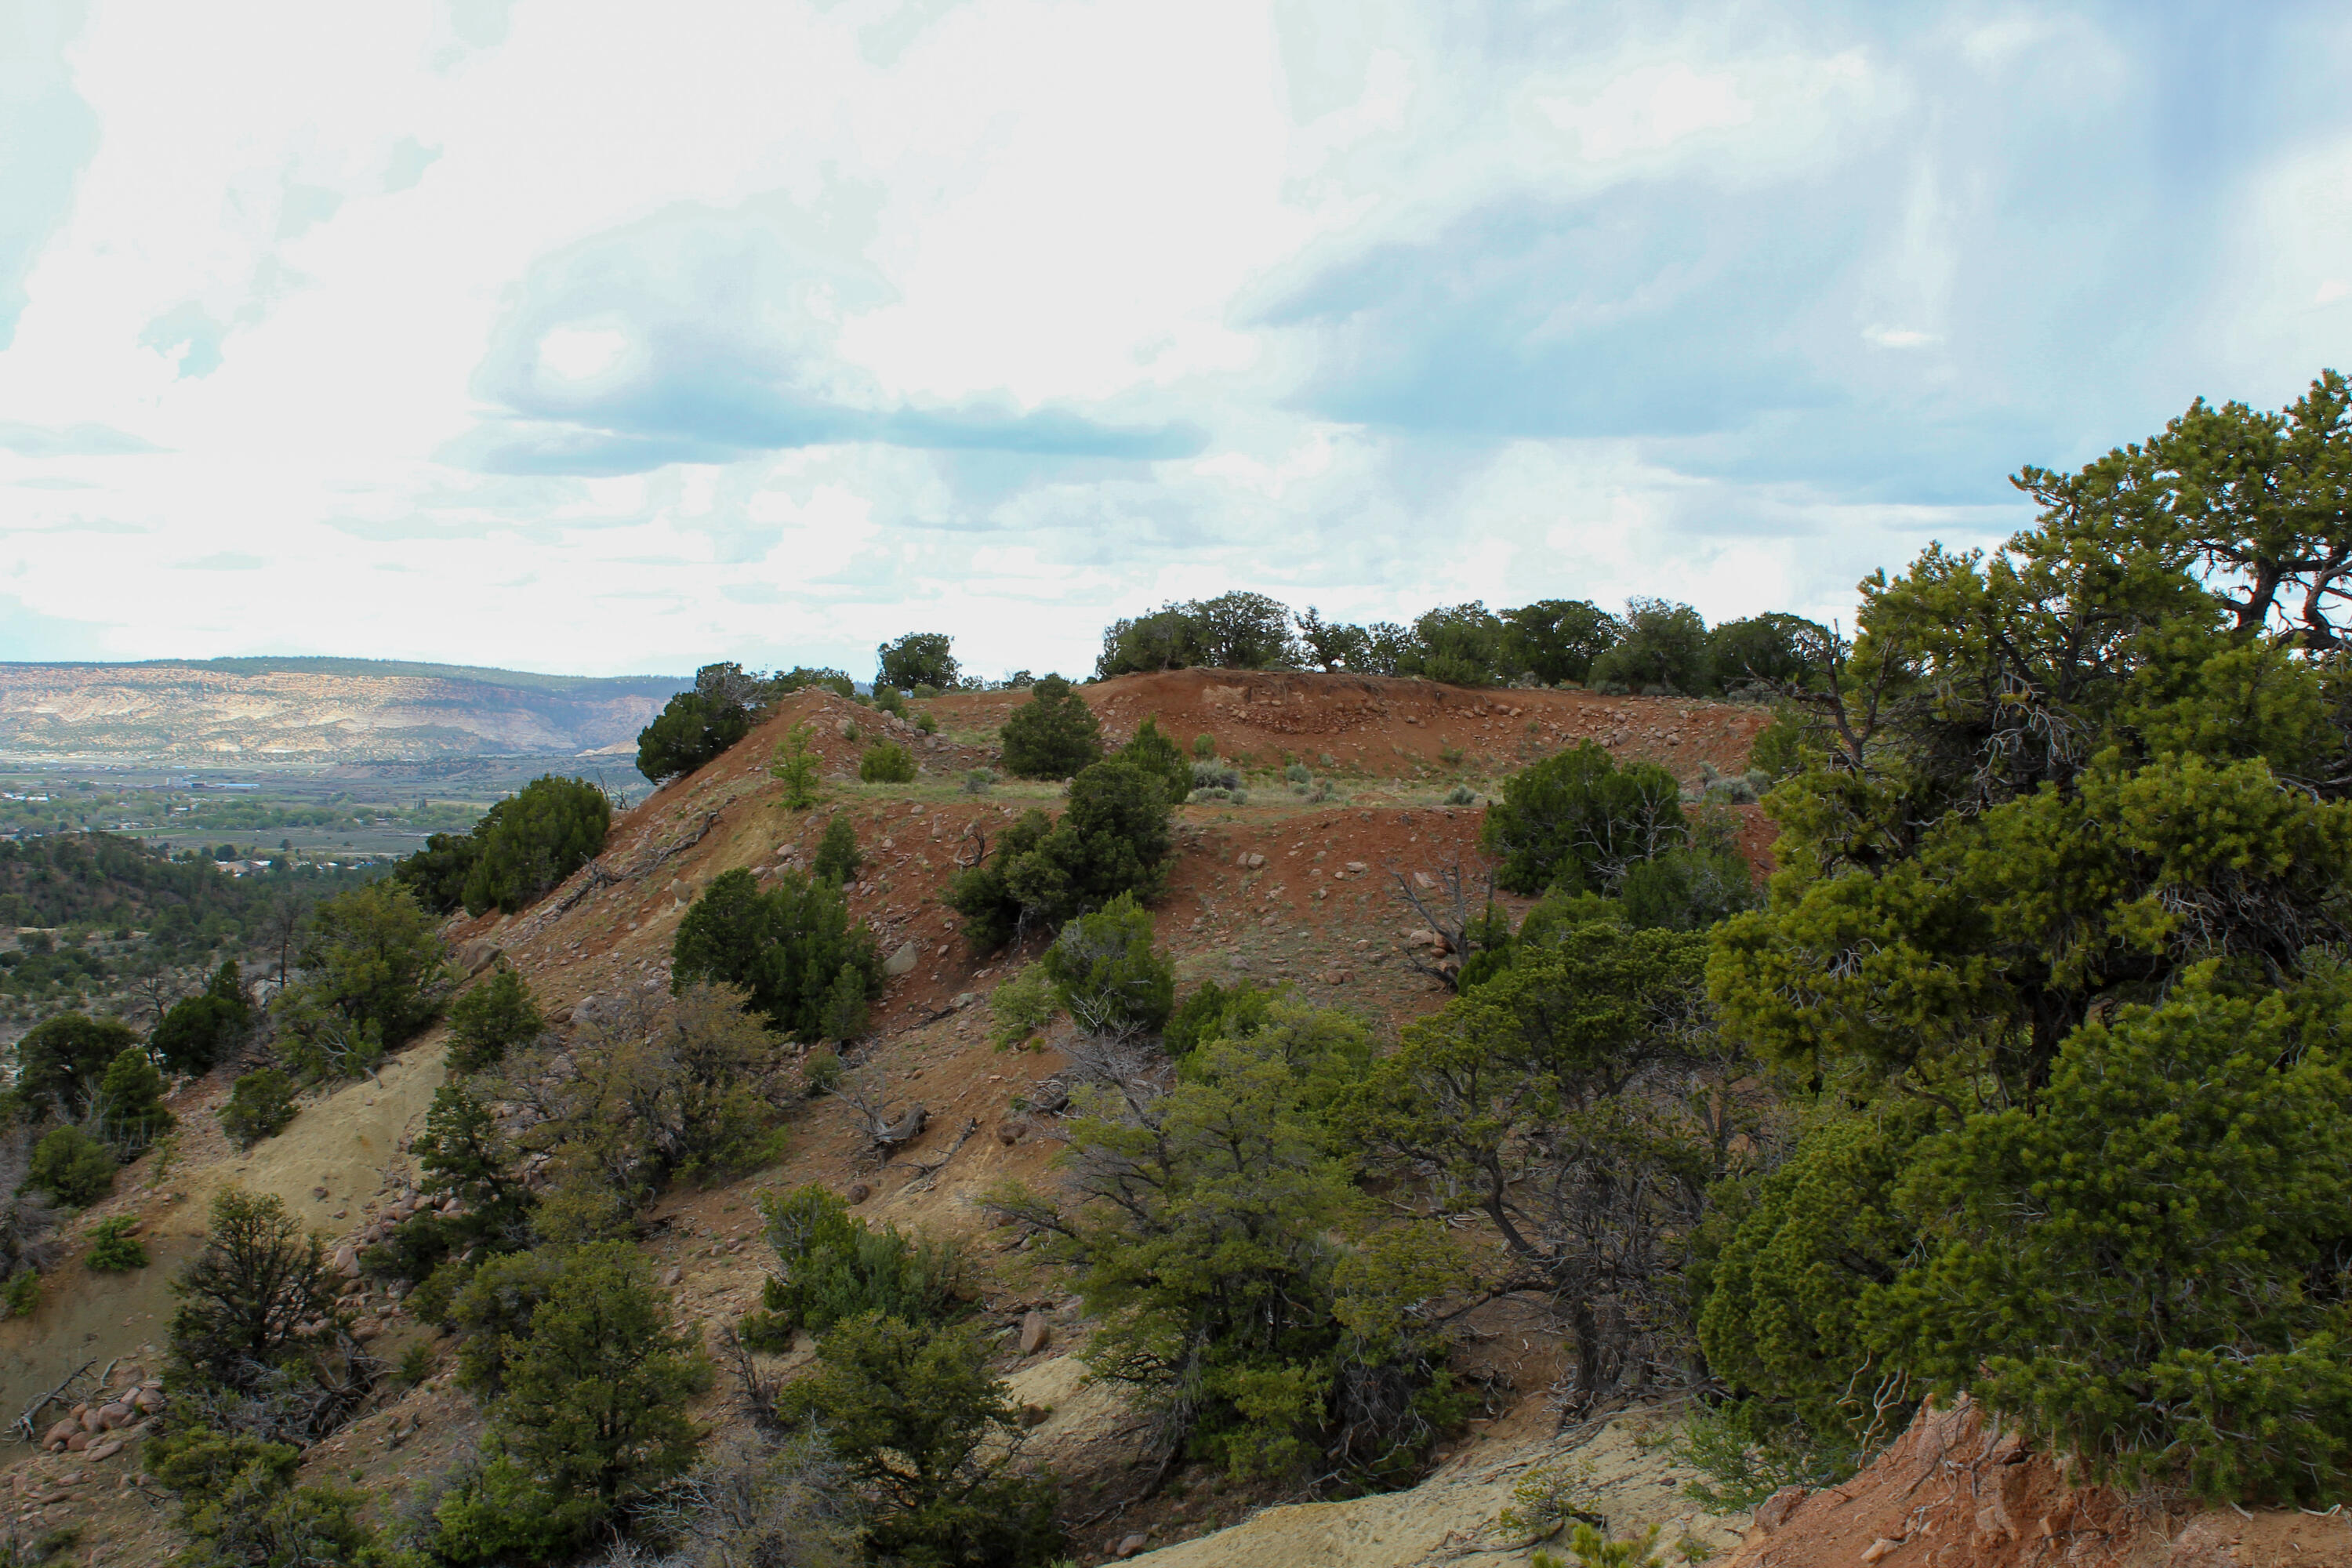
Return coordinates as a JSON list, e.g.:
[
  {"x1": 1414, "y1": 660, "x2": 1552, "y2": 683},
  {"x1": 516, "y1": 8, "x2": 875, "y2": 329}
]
[{"x1": 0, "y1": 658, "x2": 688, "y2": 760}]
